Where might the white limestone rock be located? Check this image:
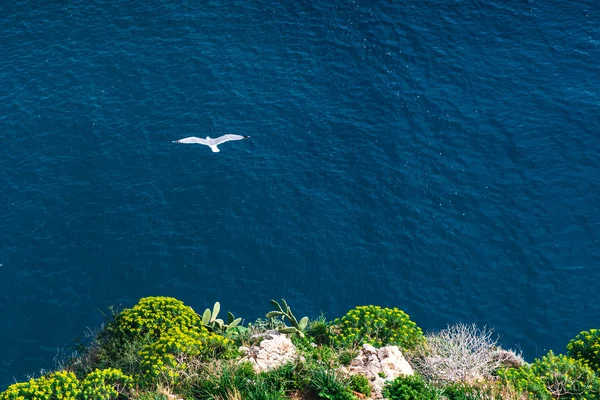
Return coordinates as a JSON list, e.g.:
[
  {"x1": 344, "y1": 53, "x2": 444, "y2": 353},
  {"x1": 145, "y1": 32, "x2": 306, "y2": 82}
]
[
  {"x1": 238, "y1": 330, "x2": 303, "y2": 373},
  {"x1": 341, "y1": 344, "x2": 414, "y2": 399}
]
